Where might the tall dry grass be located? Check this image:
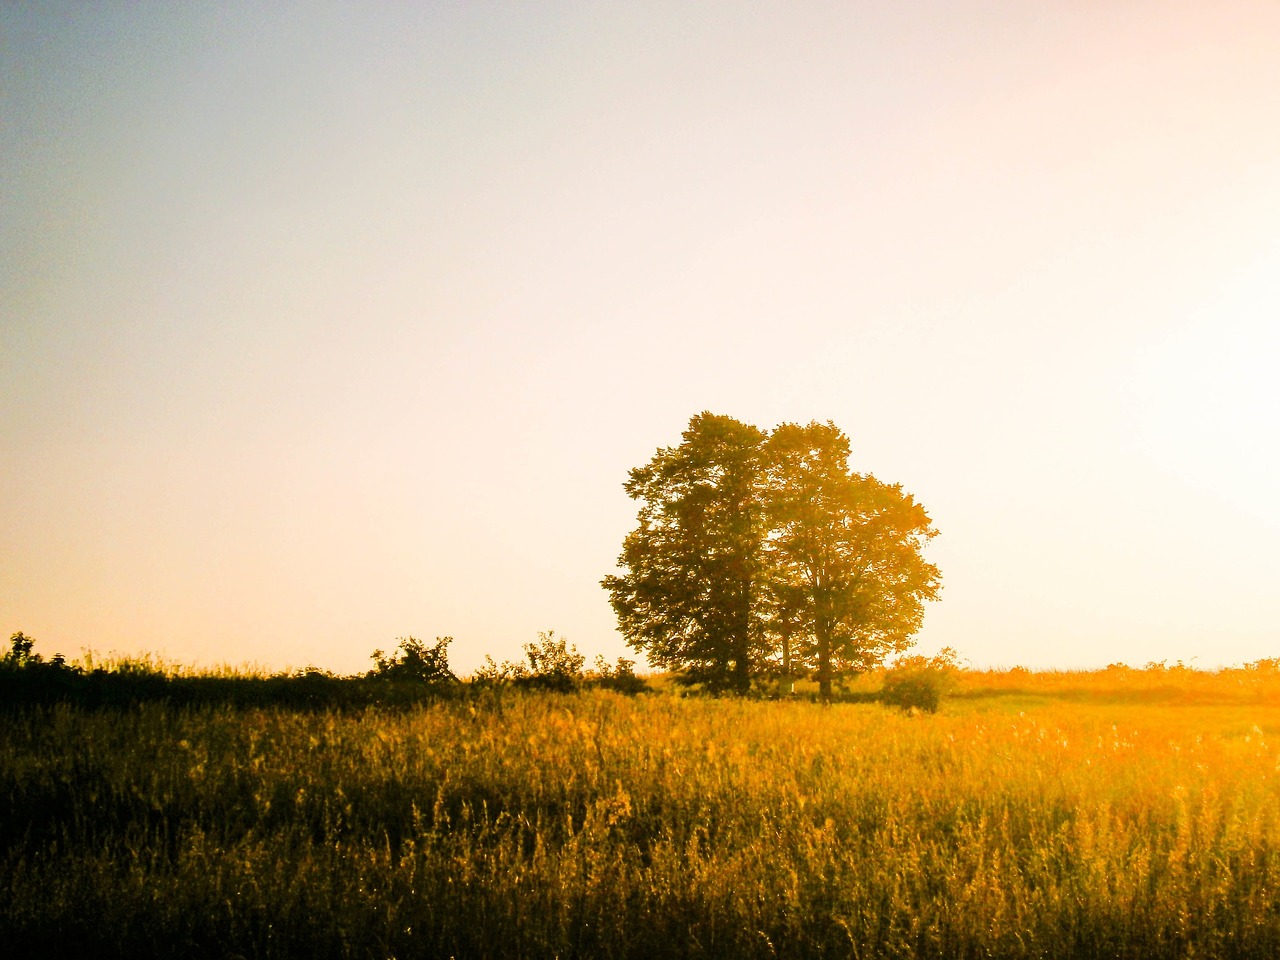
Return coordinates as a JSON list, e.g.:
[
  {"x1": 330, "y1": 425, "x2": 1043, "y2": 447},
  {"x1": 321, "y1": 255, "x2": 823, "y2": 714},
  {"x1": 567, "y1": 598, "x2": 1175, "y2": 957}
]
[{"x1": 4, "y1": 676, "x2": 1280, "y2": 957}]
